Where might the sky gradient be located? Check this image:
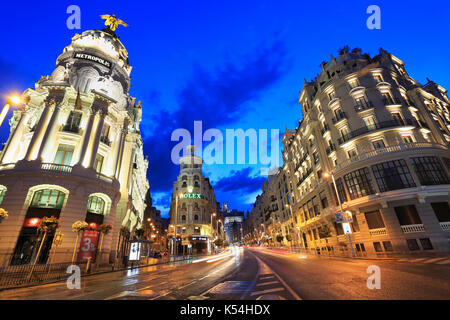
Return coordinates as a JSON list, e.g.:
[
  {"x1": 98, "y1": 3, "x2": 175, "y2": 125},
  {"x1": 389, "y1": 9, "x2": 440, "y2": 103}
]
[{"x1": 1, "y1": 0, "x2": 449, "y2": 217}]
